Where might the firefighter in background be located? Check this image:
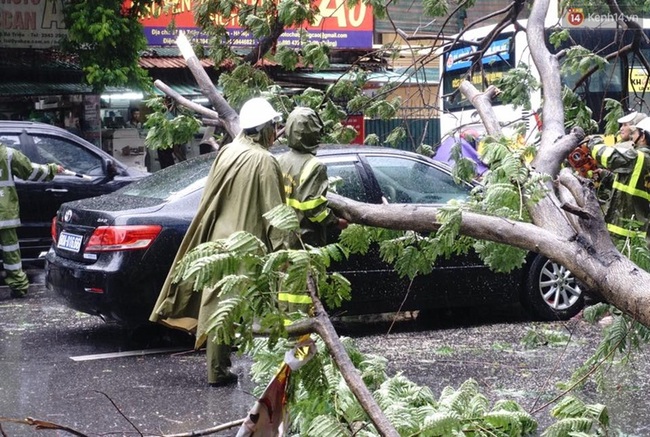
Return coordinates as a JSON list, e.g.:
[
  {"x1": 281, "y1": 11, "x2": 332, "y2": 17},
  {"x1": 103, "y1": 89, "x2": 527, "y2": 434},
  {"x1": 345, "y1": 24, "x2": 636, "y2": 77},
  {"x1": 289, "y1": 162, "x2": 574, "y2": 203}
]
[
  {"x1": 150, "y1": 97, "x2": 286, "y2": 387},
  {"x1": 0, "y1": 142, "x2": 63, "y2": 297},
  {"x1": 582, "y1": 116, "x2": 650, "y2": 243},
  {"x1": 617, "y1": 111, "x2": 647, "y2": 148},
  {"x1": 276, "y1": 107, "x2": 347, "y2": 321}
]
